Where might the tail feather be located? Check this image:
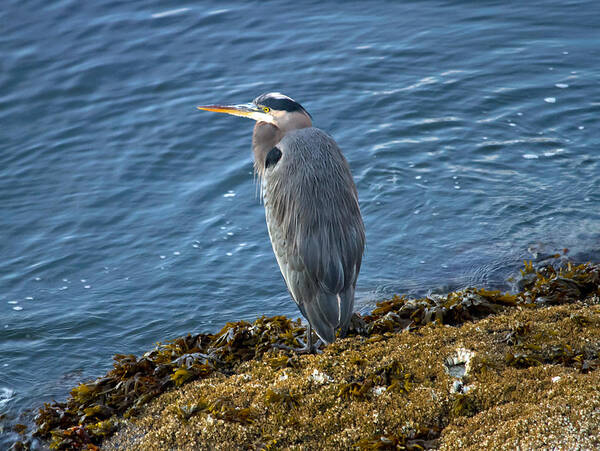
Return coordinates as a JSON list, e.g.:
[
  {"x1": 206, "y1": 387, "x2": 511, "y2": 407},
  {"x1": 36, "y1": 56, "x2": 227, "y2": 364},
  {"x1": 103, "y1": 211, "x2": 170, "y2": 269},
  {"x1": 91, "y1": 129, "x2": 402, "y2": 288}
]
[
  {"x1": 302, "y1": 297, "x2": 336, "y2": 344},
  {"x1": 302, "y1": 288, "x2": 358, "y2": 344},
  {"x1": 338, "y1": 286, "x2": 355, "y2": 337}
]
